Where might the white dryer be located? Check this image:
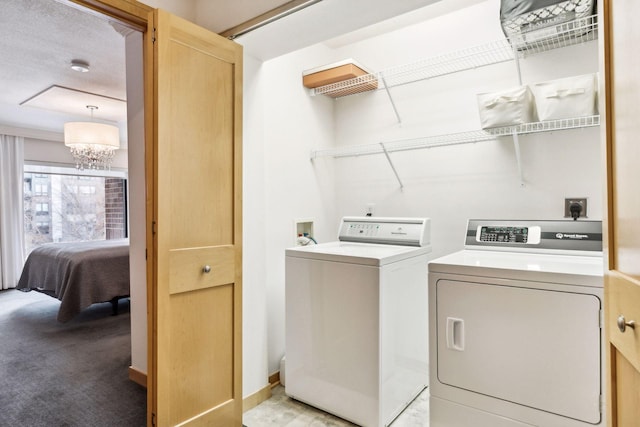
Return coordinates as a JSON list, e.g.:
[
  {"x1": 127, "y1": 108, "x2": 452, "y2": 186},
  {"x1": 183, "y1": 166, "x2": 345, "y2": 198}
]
[
  {"x1": 429, "y1": 219, "x2": 604, "y2": 427},
  {"x1": 285, "y1": 217, "x2": 432, "y2": 427}
]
